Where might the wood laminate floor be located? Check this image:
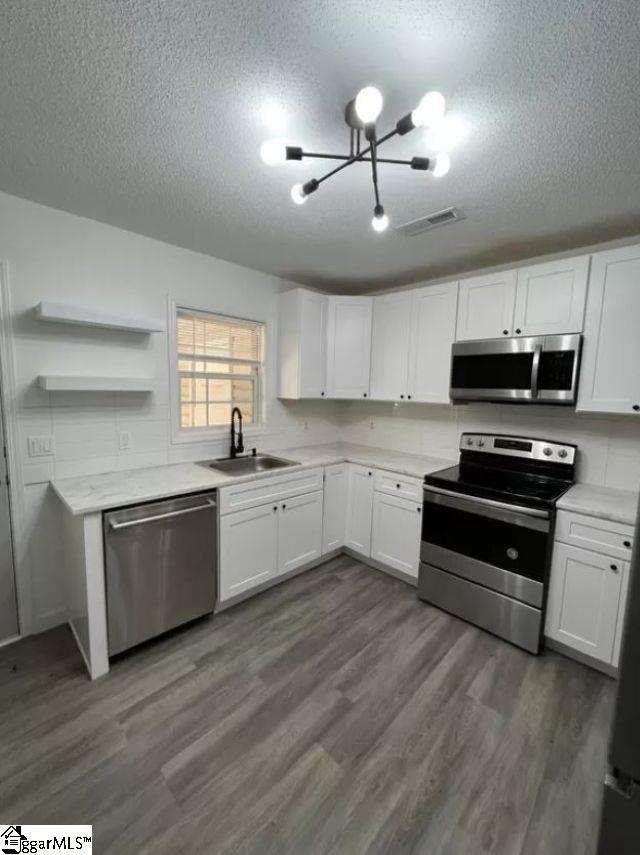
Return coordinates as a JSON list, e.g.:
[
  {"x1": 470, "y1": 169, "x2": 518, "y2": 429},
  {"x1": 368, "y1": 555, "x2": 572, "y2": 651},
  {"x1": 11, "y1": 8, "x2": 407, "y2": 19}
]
[{"x1": 0, "y1": 557, "x2": 614, "y2": 855}]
